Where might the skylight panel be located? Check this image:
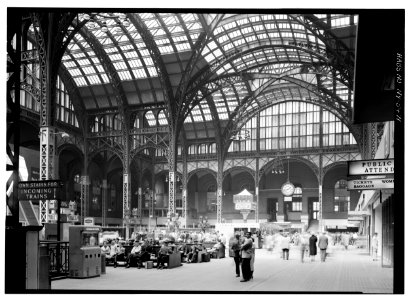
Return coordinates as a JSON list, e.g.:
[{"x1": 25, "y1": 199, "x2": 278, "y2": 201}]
[
  {"x1": 118, "y1": 71, "x2": 132, "y2": 80},
  {"x1": 147, "y1": 67, "x2": 158, "y2": 77},
  {"x1": 193, "y1": 115, "x2": 203, "y2": 122},
  {"x1": 113, "y1": 61, "x2": 127, "y2": 70},
  {"x1": 124, "y1": 51, "x2": 138, "y2": 59},
  {"x1": 109, "y1": 53, "x2": 122, "y2": 61},
  {"x1": 128, "y1": 59, "x2": 142, "y2": 68},
  {"x1": 175, "y1": 43, "x2": 190, "y2": 51},
  {"x1": 88, "y1": 75, "x2": 101, "y2": 85},
  {"x1": 82, "y1": 67, "x2": 95, "y2": 75},
  {"x1": 218, "y1": 113, "x2": 229, "y2": 120},
  {"x1": 74, "y1": 77, "x2": 87, "y2": 86},
  {"x1": 133, "y1": 69, "x2": 147, "y2": 78},
  {"x1": 184, "y1": 115, "x2": 193, "y2": 123},
  {"x1": 101, "y1": 74, "x2": 110, "y2": 83},
  {"x1": 168, "y1": 25, "x2": 184, "y2": 33},
  {"x1": 68, "y1": 69, "x2": 82, "y2": 77}
]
